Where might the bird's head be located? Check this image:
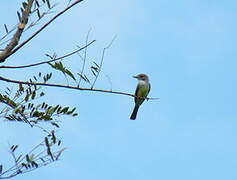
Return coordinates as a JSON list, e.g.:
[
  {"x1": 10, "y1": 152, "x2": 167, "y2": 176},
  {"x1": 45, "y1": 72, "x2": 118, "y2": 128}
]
[{"x1": 133, "y1": 74, "x2": 149, "y2": 81}]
